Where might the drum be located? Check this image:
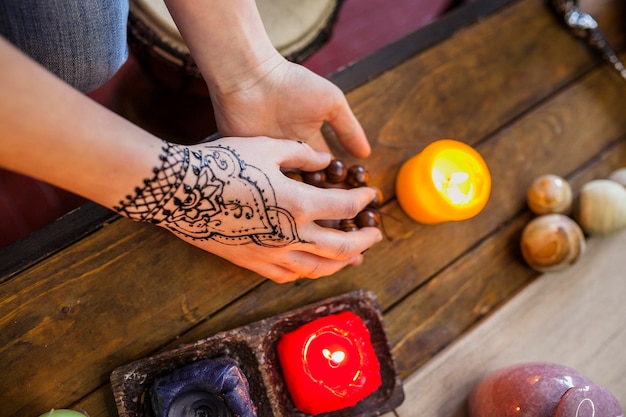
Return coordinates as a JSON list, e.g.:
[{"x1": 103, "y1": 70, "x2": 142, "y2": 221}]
[{"x1": 127, "y1": 0, "x2": 344, "y2": 95}]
